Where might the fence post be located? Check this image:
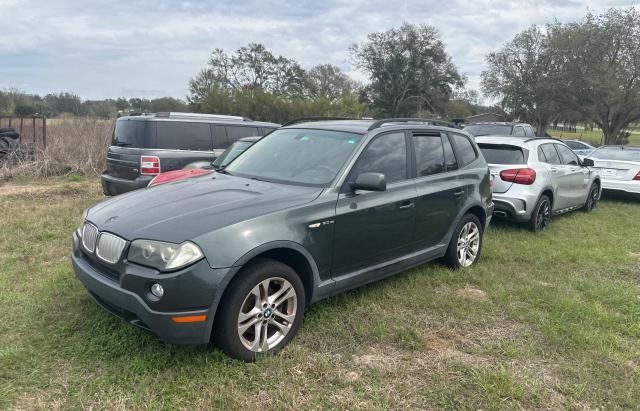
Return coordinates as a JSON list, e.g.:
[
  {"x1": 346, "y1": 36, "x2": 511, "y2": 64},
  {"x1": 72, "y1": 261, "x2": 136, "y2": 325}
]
[
  {"x1": 33, "y1": 116, "x2": 36, "y2": 145},
  {"x1": 19, "y1": 117, "x2": 23, "y2": 143},
  {"x1": 42, "y1": 117, "x2": 46, "y2": 149},
  {"x1": 8, "y1": 117, "x2": 12, "y2": 128}
]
